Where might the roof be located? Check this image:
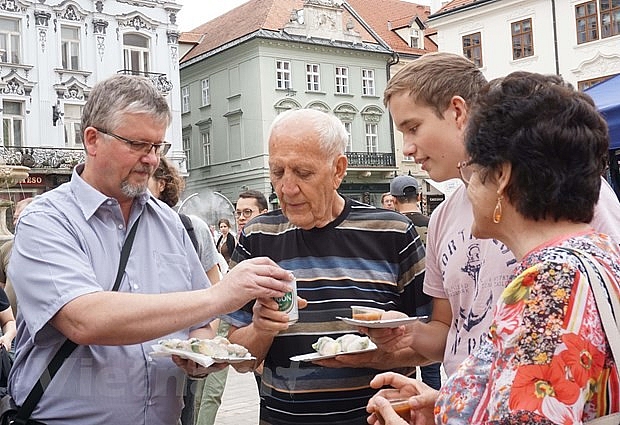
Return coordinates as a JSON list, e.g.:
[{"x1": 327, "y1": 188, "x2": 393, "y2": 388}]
[
  {"x1": 345, "y1": 0, "x2": 437, "y2": 55},
  {"x1": 430, "y1": 0, "x2": 495, "y2": 18},
  {"x1": 180, "y1": 0, "x2": 436, "y2": 65}
]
